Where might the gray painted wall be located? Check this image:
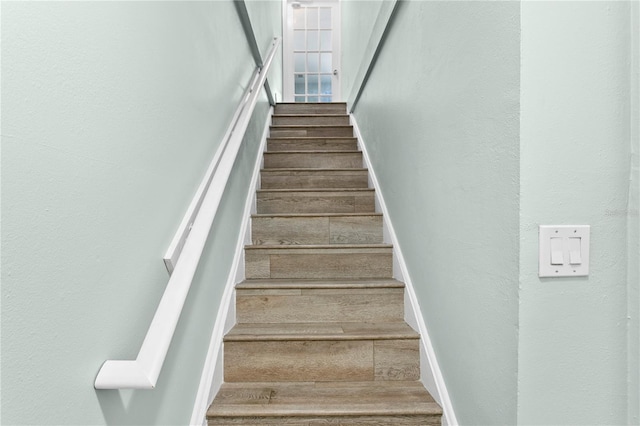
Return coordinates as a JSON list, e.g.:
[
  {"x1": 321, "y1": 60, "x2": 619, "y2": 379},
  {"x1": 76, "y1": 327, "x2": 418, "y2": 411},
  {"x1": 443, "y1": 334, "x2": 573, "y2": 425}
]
[
  {"x1": 246, "y1": 0, "x2": 284, "y2": 103},
  {"x1": 519, "y1": 2, "x2": 634, "y2": 424},
  {"x1": 343, "y1": 1, "x2": 521, "y2": 424},
  {"x1": 1, "y1": 1, "x2": 280, "y2": 424},
  {"x1": 629, "y1": 3, "x2": 640, "y2": 423},
  {"x1": 340, "y1": 0, "x2": 383, "y2": 102},
  {"x1": 343, "y1": 0, "x2": 639, "y2": 424}
]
